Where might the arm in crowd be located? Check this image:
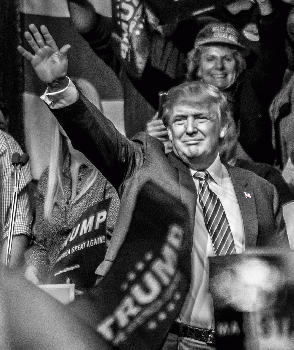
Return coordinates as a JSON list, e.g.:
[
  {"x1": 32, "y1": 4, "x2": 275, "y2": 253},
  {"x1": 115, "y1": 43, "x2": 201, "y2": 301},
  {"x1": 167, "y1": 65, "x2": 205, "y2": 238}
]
[
  {"x1": 235, "y1": 158, "x2": 294, "y2": 248},
  {"x1": 263, "y1": 163, "x2": 294, "y2": 249},
  {"x1": 67, "y1": 0, "x2": 117, "y2": 73},
  {"x1": 67, "y1": 0, "x2": 98, "y2": 34},
  {"x1": 0, "y1": 131, "x2": 33, "y2": 268},
  {"x1": 0, "y1": 266, "x2": 112, "y2": 350},
  {"x1": 18, "y1": 24, "x2": 142, "y2": 190},
  {"x1": 247, "y1": 0, "x2": 287, "y2": 102}
]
